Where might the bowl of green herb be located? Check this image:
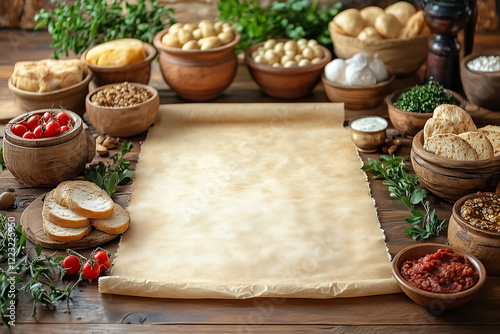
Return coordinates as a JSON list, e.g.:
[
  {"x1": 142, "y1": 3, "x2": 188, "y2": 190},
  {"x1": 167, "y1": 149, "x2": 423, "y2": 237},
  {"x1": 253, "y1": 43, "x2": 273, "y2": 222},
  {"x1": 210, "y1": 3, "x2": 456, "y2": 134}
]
[{"x1": 386, "y1": 79, "x2": 465, "y2": 137}]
